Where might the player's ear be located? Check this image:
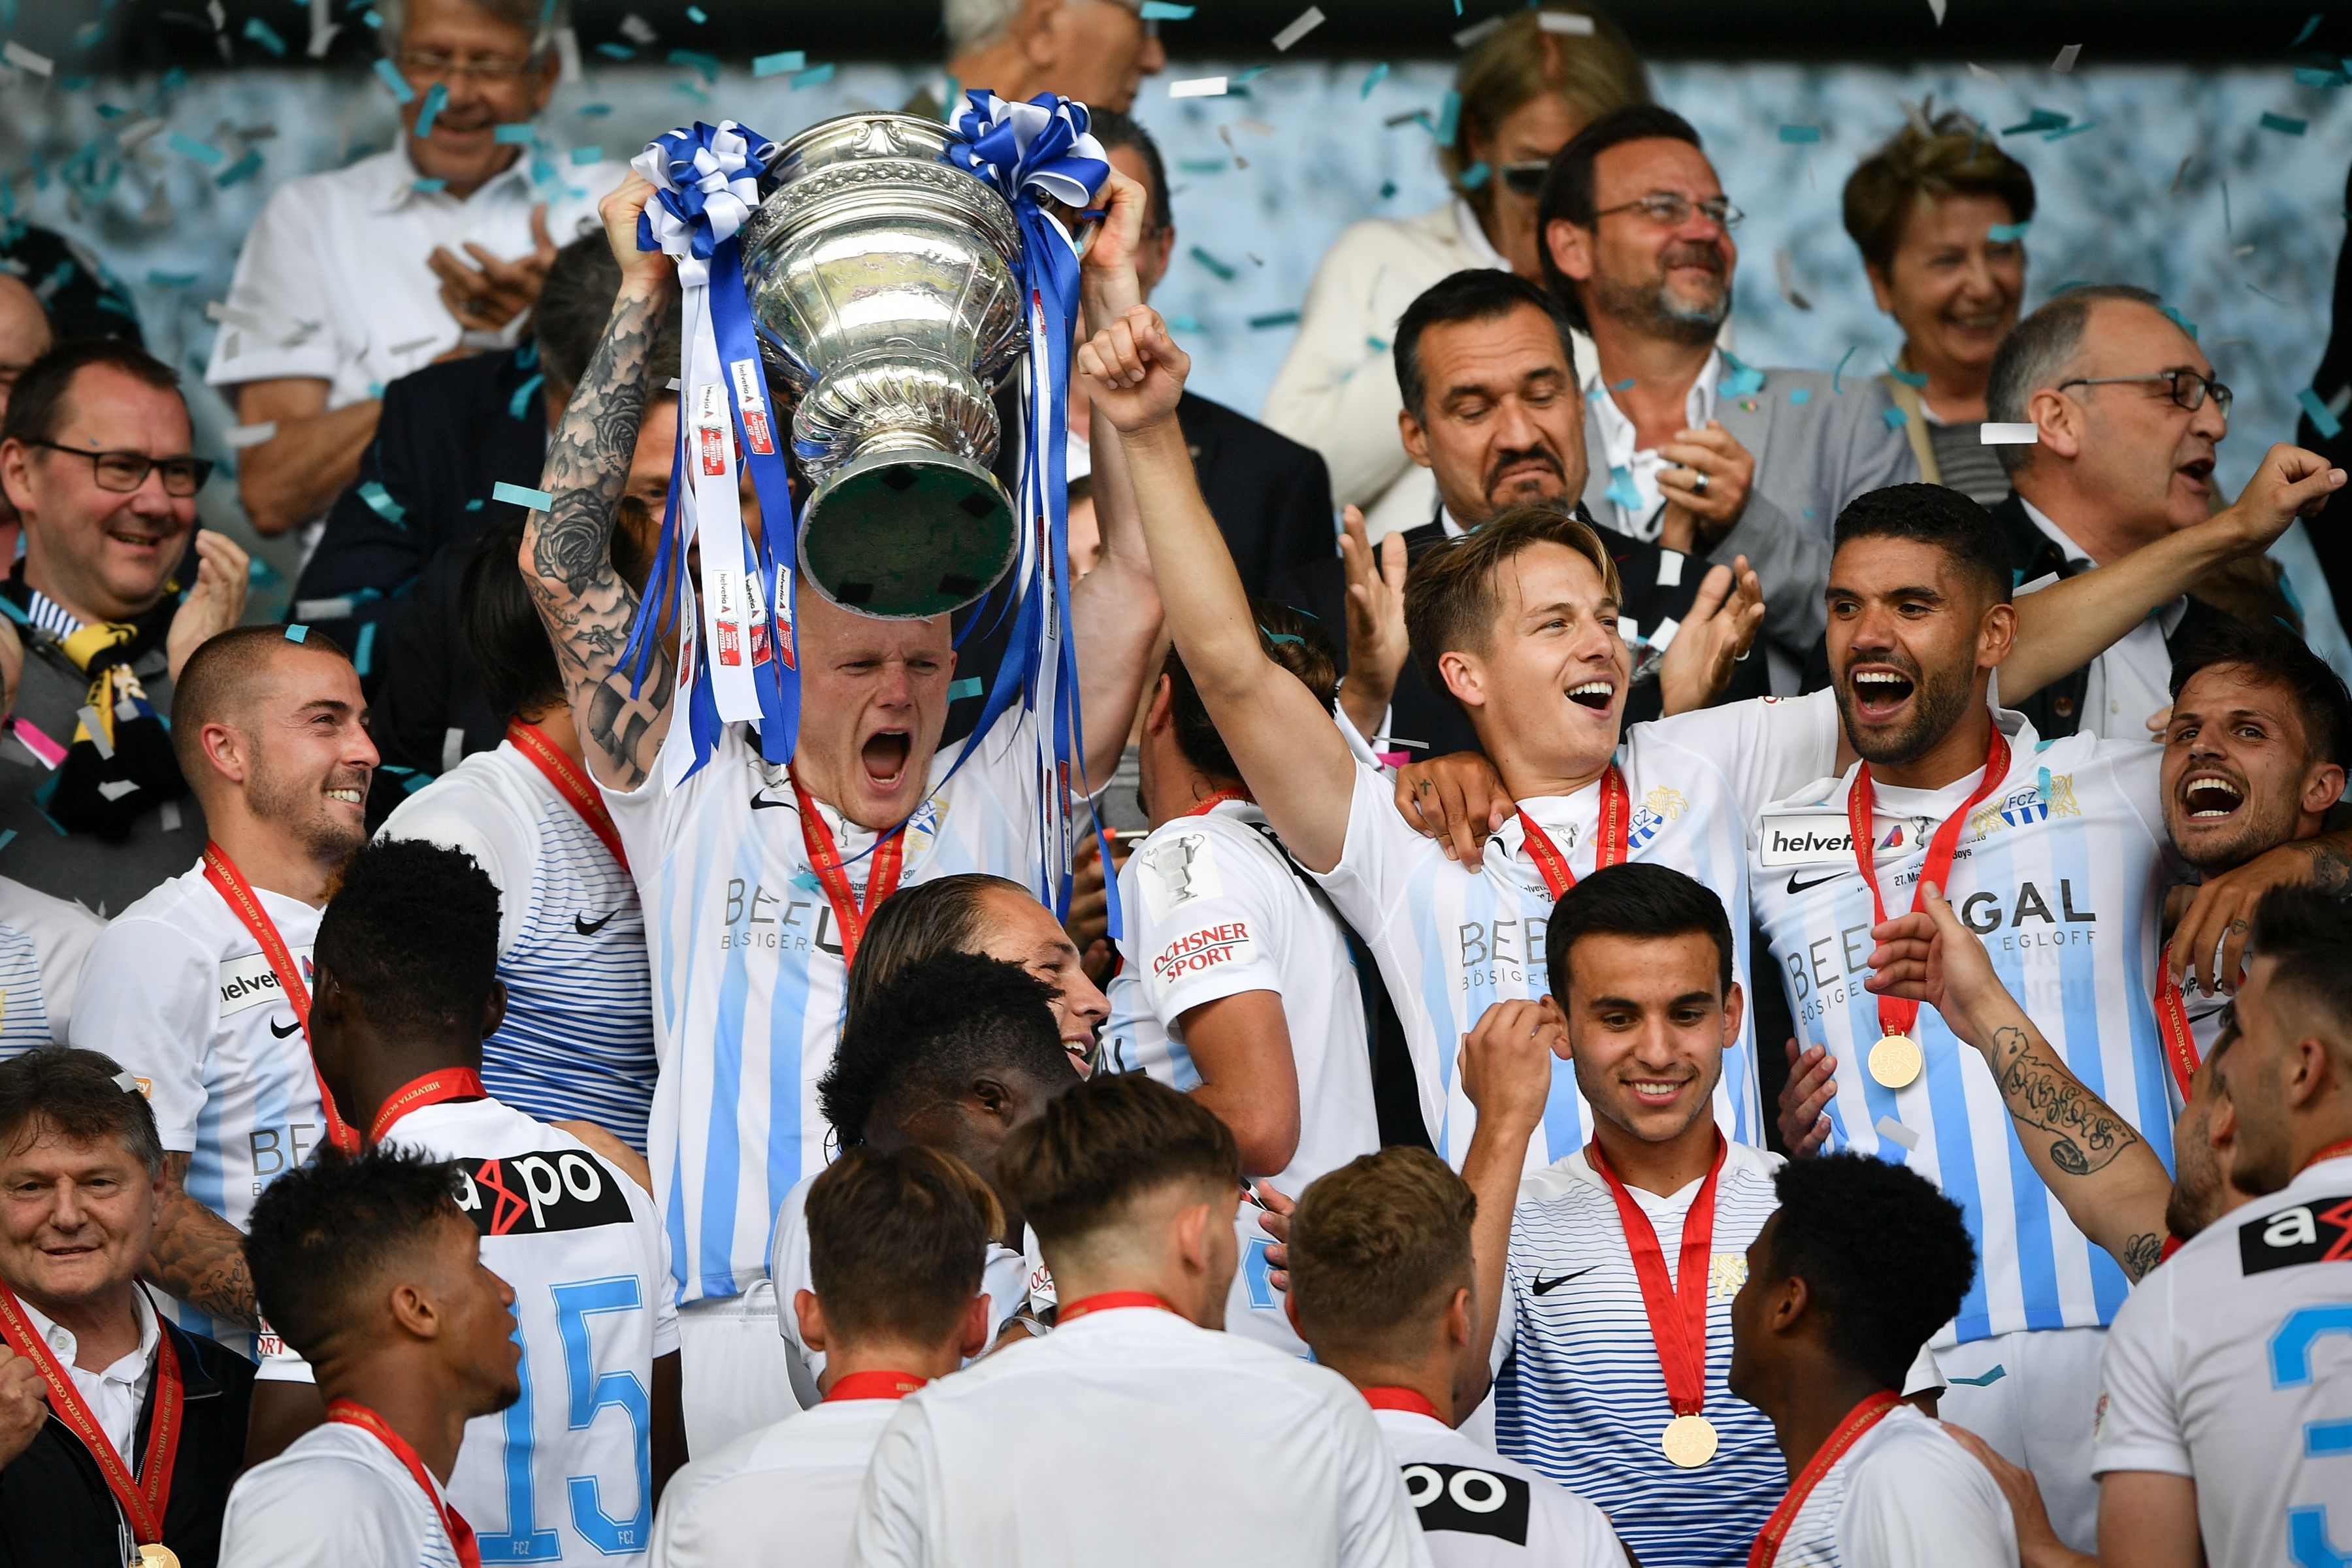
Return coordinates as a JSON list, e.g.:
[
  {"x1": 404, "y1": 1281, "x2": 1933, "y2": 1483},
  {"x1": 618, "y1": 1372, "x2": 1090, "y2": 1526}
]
[
  {"x1": 1445, "y1": 1284, "x2": 1474, "y2": 1349},
  {"x1": 1282, "y1": 1289, "x2": 1305, "y2": 1337},
  {"x1": 1721, "y1": 979, "x2": 1745, "y2": 1050},
  {"x1": 1145, "y1": 674, "x2": 1176, "y2": 735},
  {"x1": 1436, "y1": 649, "x2": 1487, "y2": 713},
  {"x1": 1978, "y1": 598, "x2": 2017, "y2": 673},
  {"x1": 959, "y1": 1293, "x2": 993, "y2": 1360},
  {"x1": 480, "y1": 980, "x2": 508, "y2": 1042},
  {"x1": 1172, "y1": 1195, "x2": 1215, "y2": 1271},
  {"x1": 794, "y1": 1288, "x2": 828, "y2": 1354},
  {"x1": 387, "y1": 1279, "x2": 442, "y2": 1340},
  {"x1": 2302, "y1": 759, "x2": 2347, "y2": 818},
  {"x1": 1769, "y1": 1272, "x2": 1808, "y2": 1336}
]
